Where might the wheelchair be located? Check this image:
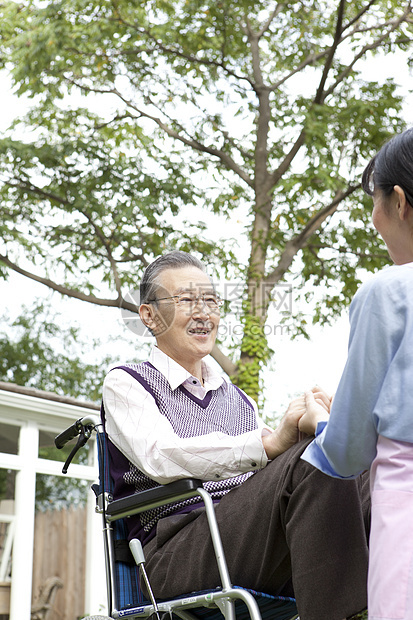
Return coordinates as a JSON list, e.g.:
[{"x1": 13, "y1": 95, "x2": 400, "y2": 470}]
[{"x1": 55, "y1": 415, "x2": 299, "y2": 620}]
